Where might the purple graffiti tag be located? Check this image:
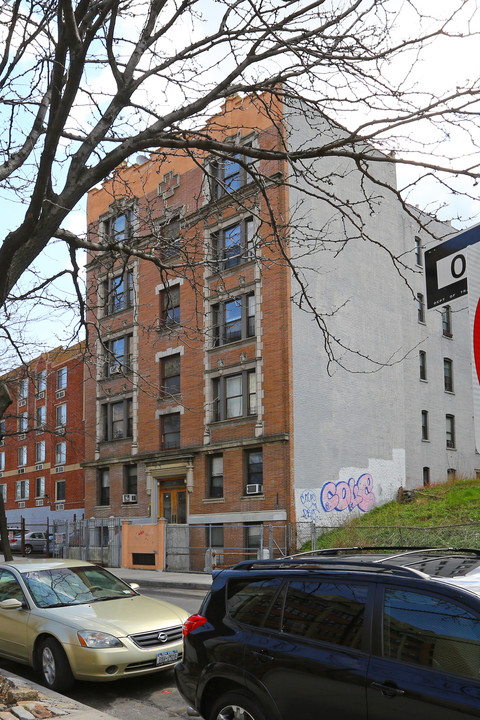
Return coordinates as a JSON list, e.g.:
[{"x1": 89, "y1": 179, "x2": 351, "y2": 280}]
[{"x1": 320, "y1": 474, "x2": 376, "y2": 514}]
